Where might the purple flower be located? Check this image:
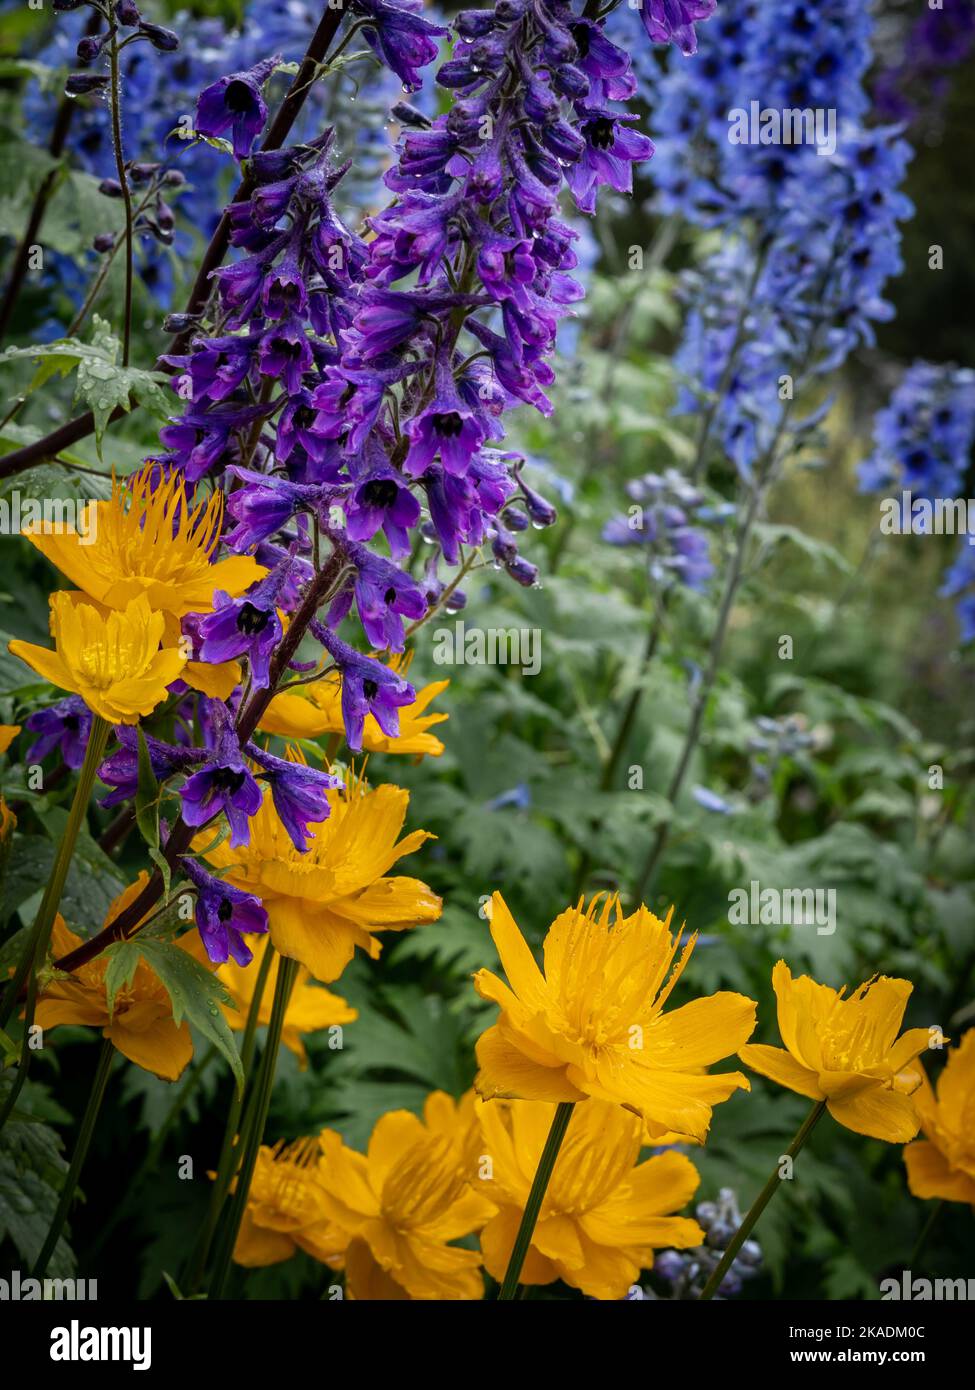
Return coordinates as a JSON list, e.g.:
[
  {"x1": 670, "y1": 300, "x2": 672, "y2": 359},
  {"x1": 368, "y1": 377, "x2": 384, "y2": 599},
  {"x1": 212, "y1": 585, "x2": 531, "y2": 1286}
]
[
  {"x1": 351, "y1": 0, "x2": 448, "y2": 92},
  {"x1": 315, "y1": 626, "x2": 416, "y2": 753},
  {"x1": 404, "y1": 354, "x2": 489, "y2": 477},
  {"x1": 195, "y1": 56, "x2": 281, "y2": 161},
  {"x1": 346, "y1": 455, "x2": 422, "y2": 559},
  {"x1": 181, "y1": 857, "x2": 268, "y2": 966},
  {"x1": 98, "y1": 727, "x2": 204, "y2": 809},
  {"x1": 224, "y1": 467, "x2": 319, "y2": 551},
  {"x1": 327, "y1": 544, "x2": 427, "y2": 653},
  {"x1": 245, "y1": 745, "x2": 342, "y2": 852},
  {"x1": 567, "y1": 108, "x2": 655, "y2": 214},
  {"x1": 638, "y1": 0, "x2": 716, "y2": 56},
  {"x1": 196, "y1": 565, "x2": 290, "y2": 689},
  {"x1": 25, "y1": 696, "x2": 92, "y2": 770},
  {"x1": 179, "y1": 706, "x2": 263, "y2": 847}
]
